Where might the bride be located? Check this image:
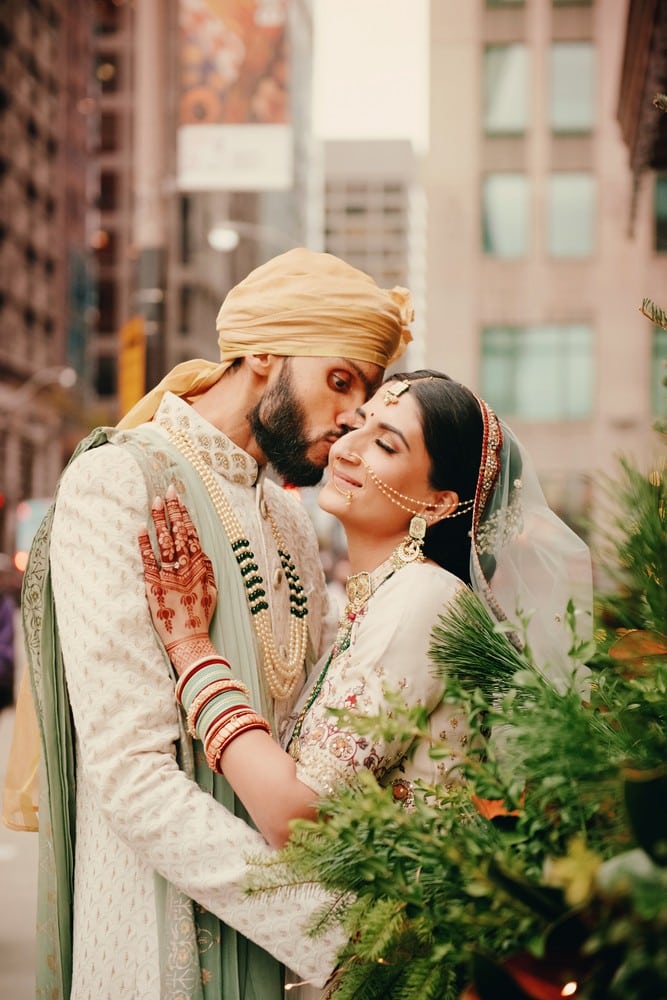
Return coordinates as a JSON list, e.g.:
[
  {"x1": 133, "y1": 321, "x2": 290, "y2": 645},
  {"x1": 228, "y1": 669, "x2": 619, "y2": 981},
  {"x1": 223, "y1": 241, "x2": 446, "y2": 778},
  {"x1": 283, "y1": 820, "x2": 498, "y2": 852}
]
[{"x1": 140, "y1": 369, "x2": 592, "y2": 994}]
